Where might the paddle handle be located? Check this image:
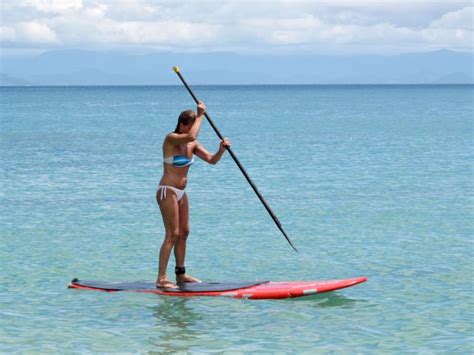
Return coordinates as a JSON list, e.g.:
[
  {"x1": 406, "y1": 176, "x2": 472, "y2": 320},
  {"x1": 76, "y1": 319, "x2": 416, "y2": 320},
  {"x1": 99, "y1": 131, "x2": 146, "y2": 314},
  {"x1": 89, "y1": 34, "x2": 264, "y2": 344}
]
[{"x1": 172, "y1": 66, "x2": 298, "y2": 252}]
